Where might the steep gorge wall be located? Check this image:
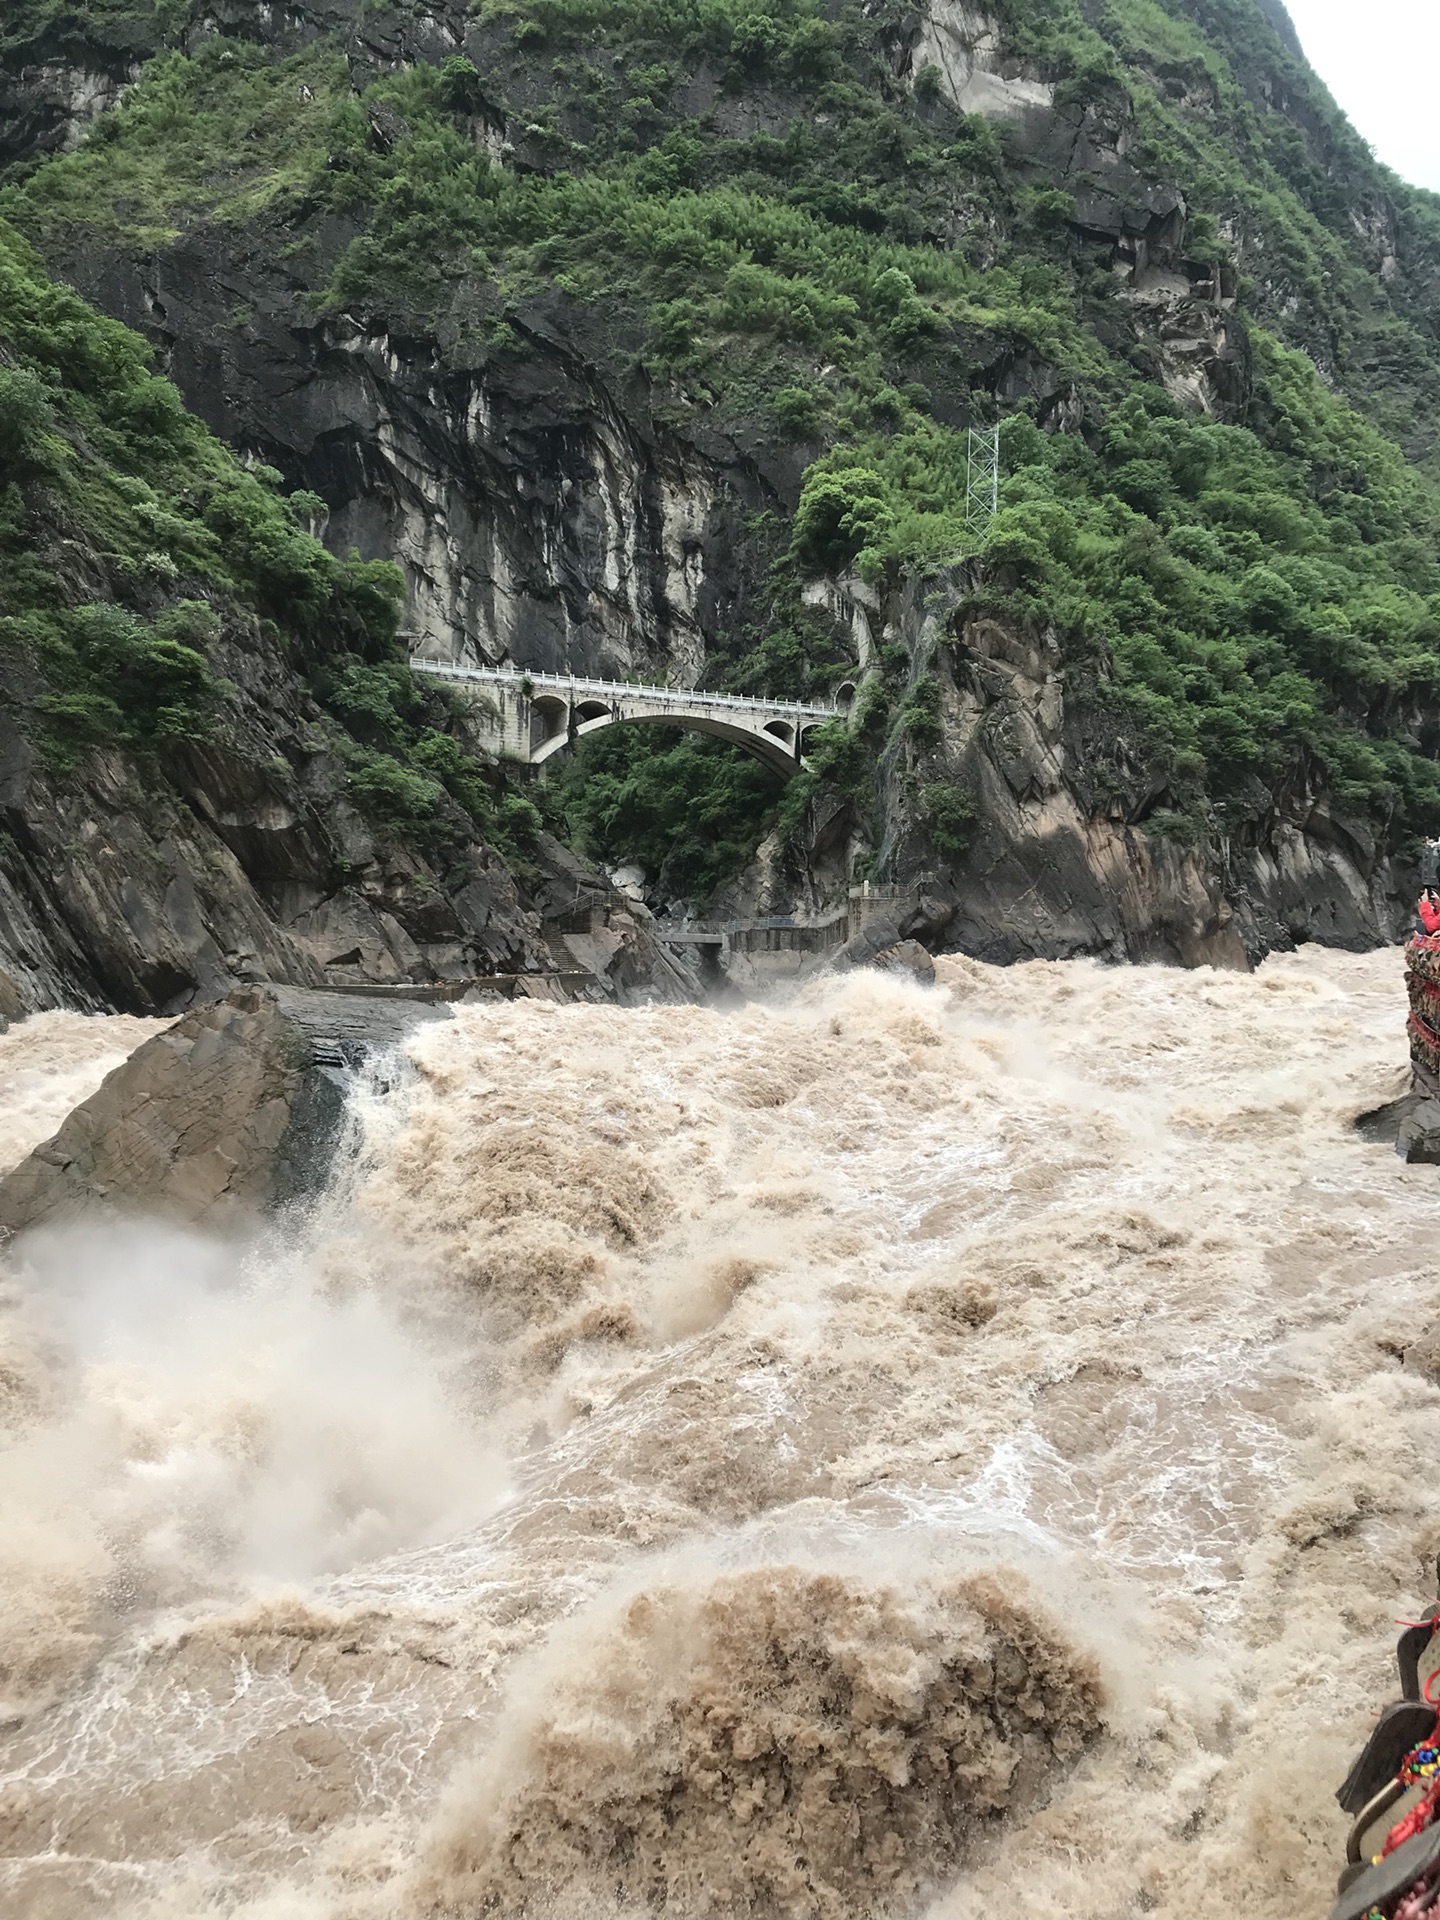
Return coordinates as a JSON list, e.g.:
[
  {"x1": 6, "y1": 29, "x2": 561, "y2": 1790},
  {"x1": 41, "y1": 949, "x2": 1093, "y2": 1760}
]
[
  {"x1": 1, "y1": 0, "x2": 1435, "y2": 983},
  {"x1": 0, "y1": 597, "x2": 686, "y2": 1016},
  {"x1": 8, "y1": 0, "x2": 1229, "y2": 683},
  {"x1": 0, "y1": 2, "x2": 788, "y2": 684},
  {"x1": 78, "y1": 248, "x2": 769, "y2": 681},
  {"x1": 898, "y1": 576, "x2": 1400, "y2": 966},
  {"x1": 4, "y1": 0, "x2": 1219, "y2": 664},
  {"x1": 719, "y1": 567, "x2": 1406, "y2": 969}
]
